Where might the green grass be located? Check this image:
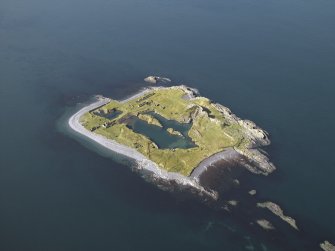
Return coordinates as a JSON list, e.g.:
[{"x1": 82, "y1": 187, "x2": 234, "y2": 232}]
[
  {"x1": 137, "y1": 113, "x2": 163, "y2": 127},
  {"x1": 80, "y1": 86, "x2": 251, "y2": 176}
]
